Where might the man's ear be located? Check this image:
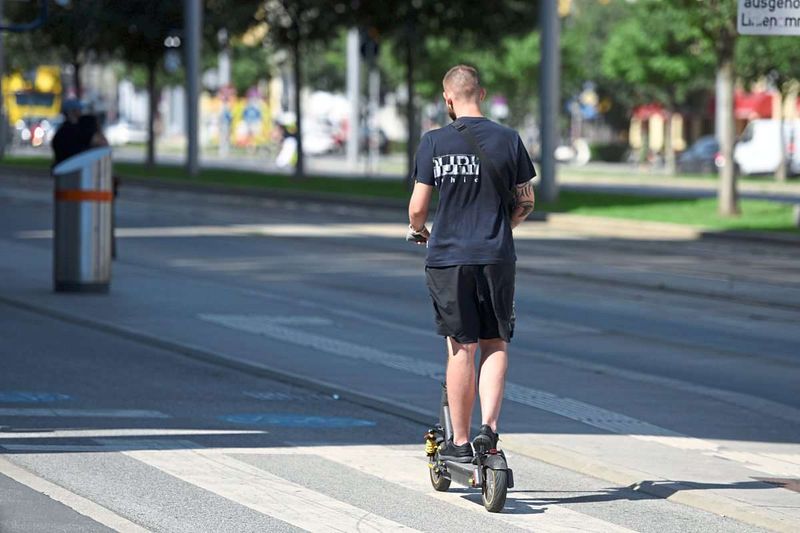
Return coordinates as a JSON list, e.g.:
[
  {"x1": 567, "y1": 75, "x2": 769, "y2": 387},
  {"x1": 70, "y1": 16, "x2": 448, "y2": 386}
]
[{"x1": 479, "y1": 88, "x2": 487, "y2": 102}]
